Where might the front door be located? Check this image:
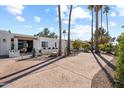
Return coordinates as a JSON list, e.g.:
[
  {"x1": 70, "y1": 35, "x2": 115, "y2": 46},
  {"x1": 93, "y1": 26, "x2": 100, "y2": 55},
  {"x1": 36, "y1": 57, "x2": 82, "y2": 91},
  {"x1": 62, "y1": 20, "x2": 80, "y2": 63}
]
[{"x1": 0, "y1": 38, "x2": 7, "y2": 55}]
